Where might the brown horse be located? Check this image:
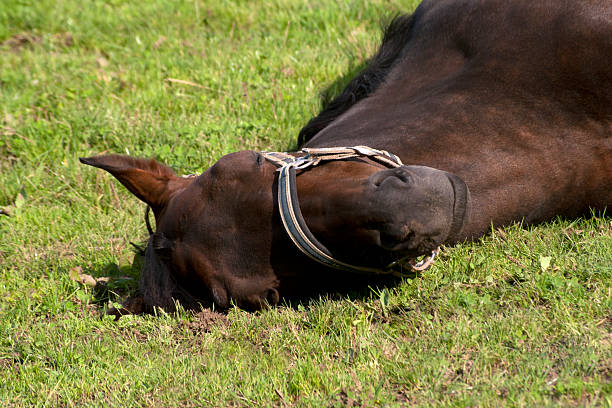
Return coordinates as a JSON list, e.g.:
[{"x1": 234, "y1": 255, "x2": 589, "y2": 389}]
[{"x1": 82, "y1": 0, "x2": 612, "y2": 313}]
